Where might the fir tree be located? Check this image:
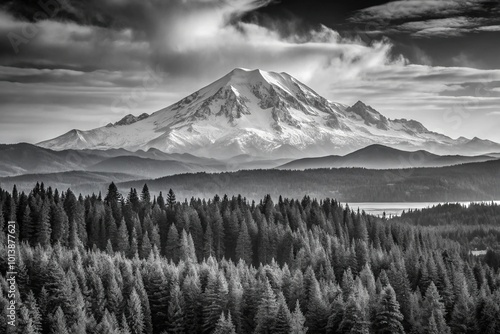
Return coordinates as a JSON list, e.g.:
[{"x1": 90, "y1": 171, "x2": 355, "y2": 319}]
[
  {"x1": 305, "y1": 275, "x2": 329, "y2": 332},
  {"x1": 290, "y1": 301, "x2": 308, "y2": 334},
  {"x1": 180, "y1": 229, "x2": 197, "y2": 263},
  {"x1": 126, "y1": 289, "x2": 145, "y2": 334},
  {"x1": 20, "y1": 305, "x2": 39, "y2": 334},
  {"x1": 339, "y1": 295, "x2": 369, "y2": 334},
  {"x1": 167, "y1": 189, "x2": 176, "y2": 209},
  {"x1": 203, "y1": 222, "x2": 214, "y2": 258},
  {"x1": 254, "y1": 279, "x2": 278, "y2": 334},
  {"x1": 203, "y1": 270, "x2": 228, "y2": 333},
  {"x1": 165, "y1": 224, "x2": 180, "y2": 263},
  {"x1": 116, "y1": 219, "x2": 130, "y2": 254},
  {"x1": 141, "y1": 184, "x2": 151, "y2": 205},
  {"x1": 183, "y1": 274, "x2": 203, "y2": 333},
  {"x1": 140, "y1": 231, "x2": 152, "y2": 259},
  {"x1": 50, "y1": 307, "x2": 70, "y2": 334},
  {"x1": 423, "y1": 282, "x2": 450, "y2": 334},
  {"x1": 213, "y1": 312, "x2": 237, "y2": 334},
  {"x1": 24, "y1": 290, "x2": 43, "y2": 334},
  {"x1": 235, "y1": 220, "x2": 253, "y2": 264},
  {"x1": 273, "y1": 294, "x2": 292, "y2": 334},
  {"x1": 37, "y1": 202, "x2": 52, "y2": 246},
  {"x1": 373, "y1": 285, "x2": 405, "y2": 334},
  {"x1": 167, "y1": 281, "x2": 186, "y2": 333}
]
